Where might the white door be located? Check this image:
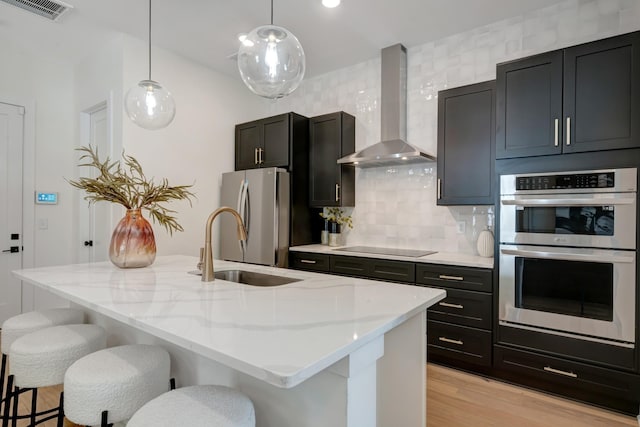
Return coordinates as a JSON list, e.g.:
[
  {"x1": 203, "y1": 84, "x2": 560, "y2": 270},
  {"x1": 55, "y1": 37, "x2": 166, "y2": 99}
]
[
  {"x1": 77, "y1": 106, "x2": 110, "y2": 263},
  {"x1": 0, "y1": 102, "x2": 24, "y2": 323}
]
